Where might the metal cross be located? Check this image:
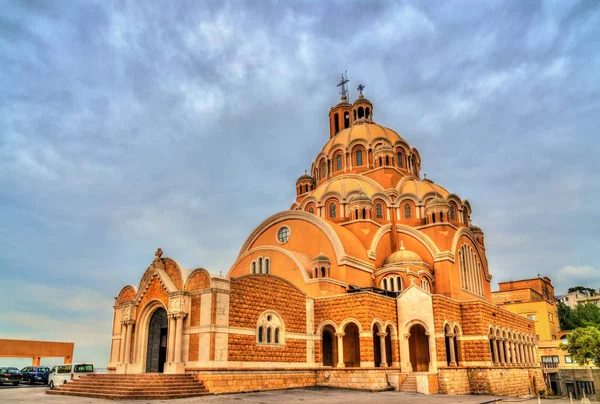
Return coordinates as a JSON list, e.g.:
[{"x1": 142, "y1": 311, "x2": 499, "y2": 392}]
[
  {"x1": 357, "y1": 84, "x2": 365, "y2": 95},
  {"x1": 337, "y1": 71, "x2": 350, "y2": 101}
]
